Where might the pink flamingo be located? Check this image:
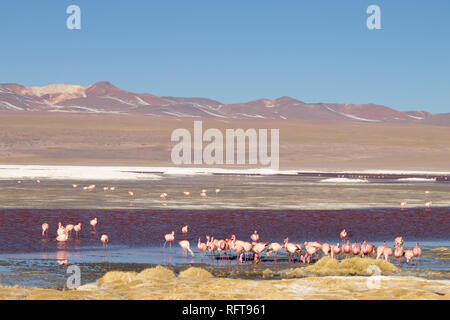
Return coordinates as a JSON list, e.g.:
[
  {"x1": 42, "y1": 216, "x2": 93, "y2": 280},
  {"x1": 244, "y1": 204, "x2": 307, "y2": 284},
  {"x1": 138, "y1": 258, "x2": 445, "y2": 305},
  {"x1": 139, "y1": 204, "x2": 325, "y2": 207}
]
[
  {"x1": 404, "y1": 249, "x2": 414, "y2": 266},
  {"x1": 284, "y1": 238, "x2": 301, "y2": 264},
  {"x1": 340, "y1": 229, "x2": 347, "y2": 241},
  {"x1": 65, "y1": 224, "x2": 74, "y2": 237},
  {"x1": 57, "y1": 222, "x2": 66, "y2": 237},
  {"x1": 383, "y1": 247, "x2": 393, "y2": 261},
  {"x1": 413, "y1": 243, "x2": 422, "y2": 266},
  {"x1": 376, "y1": 242, "x2": 386, "y2": 260},
  {"x1": 215, "y1": 188, "x2": 221, "y2": 195},
  {"x1": 361, "y1": 241, "x2": 374, "y2": 257},
  {"x1": 128, "y1": 190, "x2": 134, "y2": 197},
  {"x1": 233, "y1": 244, "x2": 245, "y2": 264},
  {"x1": 101, "y1": 234, "x2": 109, "y2": 247},
  {"x1": 74, "y1": 223, "x2": 82, "y2": 239},
  {"x1": 266, "y1": 242, "x2": 283, "y2": 264},
  {"x1": 182, "y1": 225, "x2": 188, "y2": 239},
  {"x1": 41, "y1": 223, "x2": 49, "y2": 238},
  {"x1": 400, "y1": 201, "x2": 407, "y2": 209},
  {"x1": 197, "y1": 238, "x2": 207, "y2": 256},
  {"x1": 395, "y1": 237, "x2": 404, "y2": 248},
  {"x1": 250, "y1": 230, "x2": 259, "y2": 242},
  {"x1": 394, "y1": 244, "x2": 404, "y2": 266},
  {"x1": 207, "y1": 236, "x2": 218, "y2": 260},
  {"x1": 331, "y1": 243, "x2": 341, "y2": 259},
  {"x1": 179, "y1": 240, "x2": 194, "y2": 257},
  {"x1": 162, "y1": 231, "x2": 175, "y2": 253},
  {"x1": 72, "y1": 184, "x2": 78, "y2": 188},
  {"x1": 183, "y1": 191, "x2": 190, "y2": 196},
  {"x1": 252, "y1": 242, "x2": 268, "y2": 263},
  {"x1": 342, "y1": 240, "x2": 351, "y2": 257},
  {"x1": 351, "y1": 242, "x2": 361, "y2": 256},
  {"x1": 242, "y1": 241, "x2": 253, "y2": 263},
  {"x1": 321, "y1": 243, "x2": 331, "y2": 257},
  {"x1": 90, "y1": 217, "x2": 98, "y2": 232},
  {"x1": 304, "y1": 245, "x2": 319, "y2": 264},
  {"x1": 56, "y1": 232, "x2": 68, "y2": 242}
]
